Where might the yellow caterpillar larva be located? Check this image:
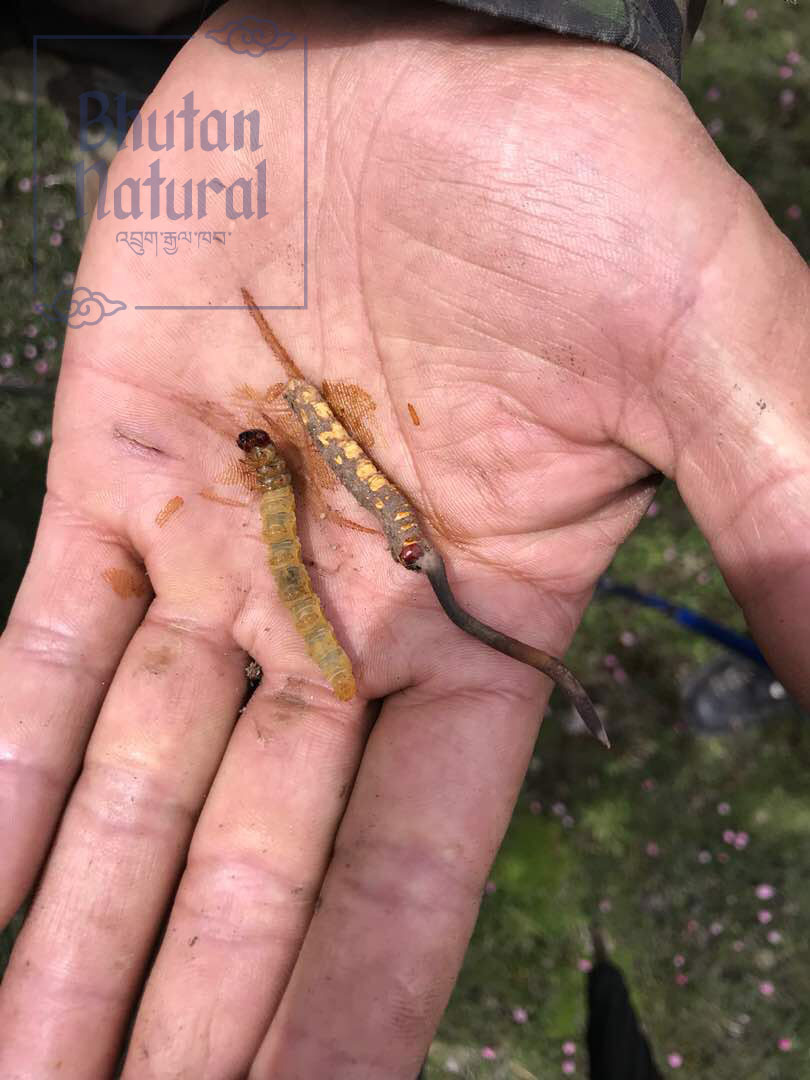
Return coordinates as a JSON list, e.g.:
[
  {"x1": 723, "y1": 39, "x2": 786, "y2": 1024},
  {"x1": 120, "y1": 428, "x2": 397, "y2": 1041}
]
[
  {"x1": 282, "y1": 377, "x2": 609, "y2": 748},
  {"x1": 237, "y1": 429, "x2": 356, "y2": 702},
  {"x1": 283, "y1": 378, "x2": 428, "y2": 569}
]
